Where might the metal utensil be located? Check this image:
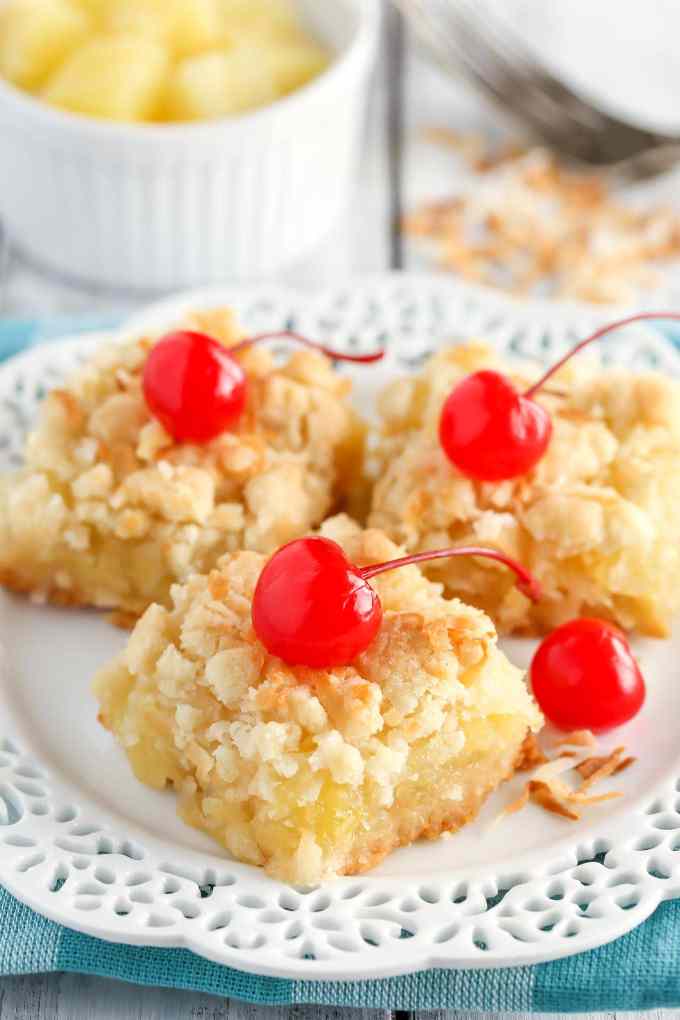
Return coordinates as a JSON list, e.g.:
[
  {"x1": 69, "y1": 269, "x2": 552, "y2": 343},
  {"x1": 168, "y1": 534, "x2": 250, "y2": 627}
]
[{"x1": 394, "y1": 0, "x2": 680, "y2": 180}]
